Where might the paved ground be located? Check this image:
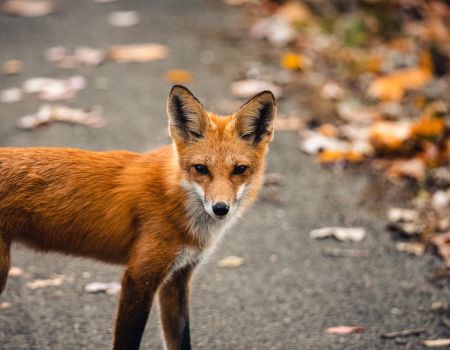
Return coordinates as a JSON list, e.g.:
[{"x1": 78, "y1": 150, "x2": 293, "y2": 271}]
[{"x1": 0, "y1": 1, "x2": 449, "y2": 349}]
